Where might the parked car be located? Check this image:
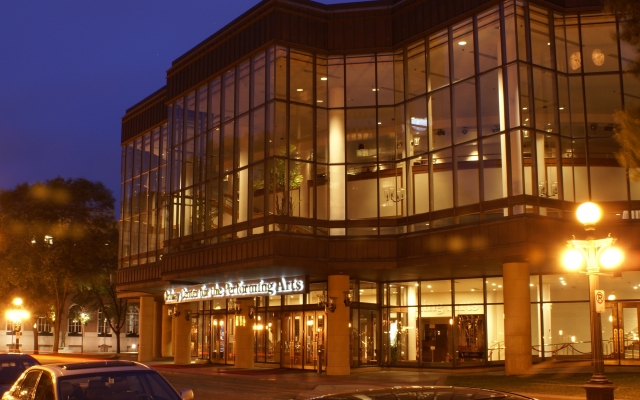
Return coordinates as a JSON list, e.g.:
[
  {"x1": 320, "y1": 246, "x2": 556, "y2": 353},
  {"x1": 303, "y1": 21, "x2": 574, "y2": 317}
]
[
  {"x1": 309, "y1": 386, "x2": 536, "y2": 399},
  {"x1": 0, "y1": 354, "x2": 40, "y2": 394},
  {"x1": 1, "y1": 360, "x2": 194, "y2": 400}
]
